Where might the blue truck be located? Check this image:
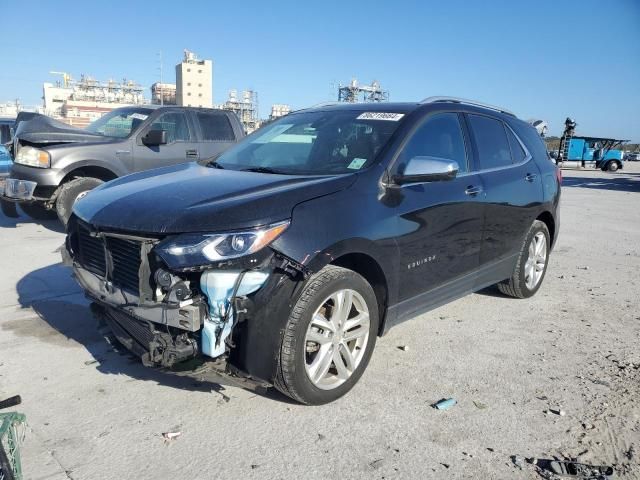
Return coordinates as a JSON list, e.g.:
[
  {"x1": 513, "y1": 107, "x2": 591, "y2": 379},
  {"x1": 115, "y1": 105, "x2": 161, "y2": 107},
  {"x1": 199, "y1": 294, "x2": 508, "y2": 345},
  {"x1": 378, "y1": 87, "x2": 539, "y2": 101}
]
[
  {"x1": 565, "y1": 136, "x2": 627, "y2": 171},
  {"x1": 556, "y1": 118, "x2": 628, "y2": 172}
]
